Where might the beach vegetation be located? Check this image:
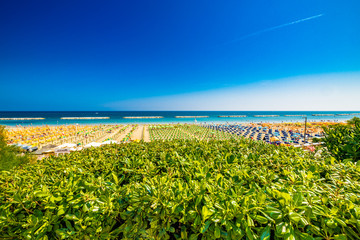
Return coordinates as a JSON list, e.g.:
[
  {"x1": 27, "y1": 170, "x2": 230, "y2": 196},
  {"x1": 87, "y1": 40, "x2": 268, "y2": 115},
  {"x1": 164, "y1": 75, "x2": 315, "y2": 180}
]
[
  {"x1": 1, "y1": 139, "x2": 359, "y2": 239},
  {"x1": 0, "y1": 125, "x2": 33, "y2": 171},
  {"x1": 322, "y1": 118, "x2": 360, "y2": 162},
  {"x1": 347, "y1": 116, "x2": 360, "y2": 125}
]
